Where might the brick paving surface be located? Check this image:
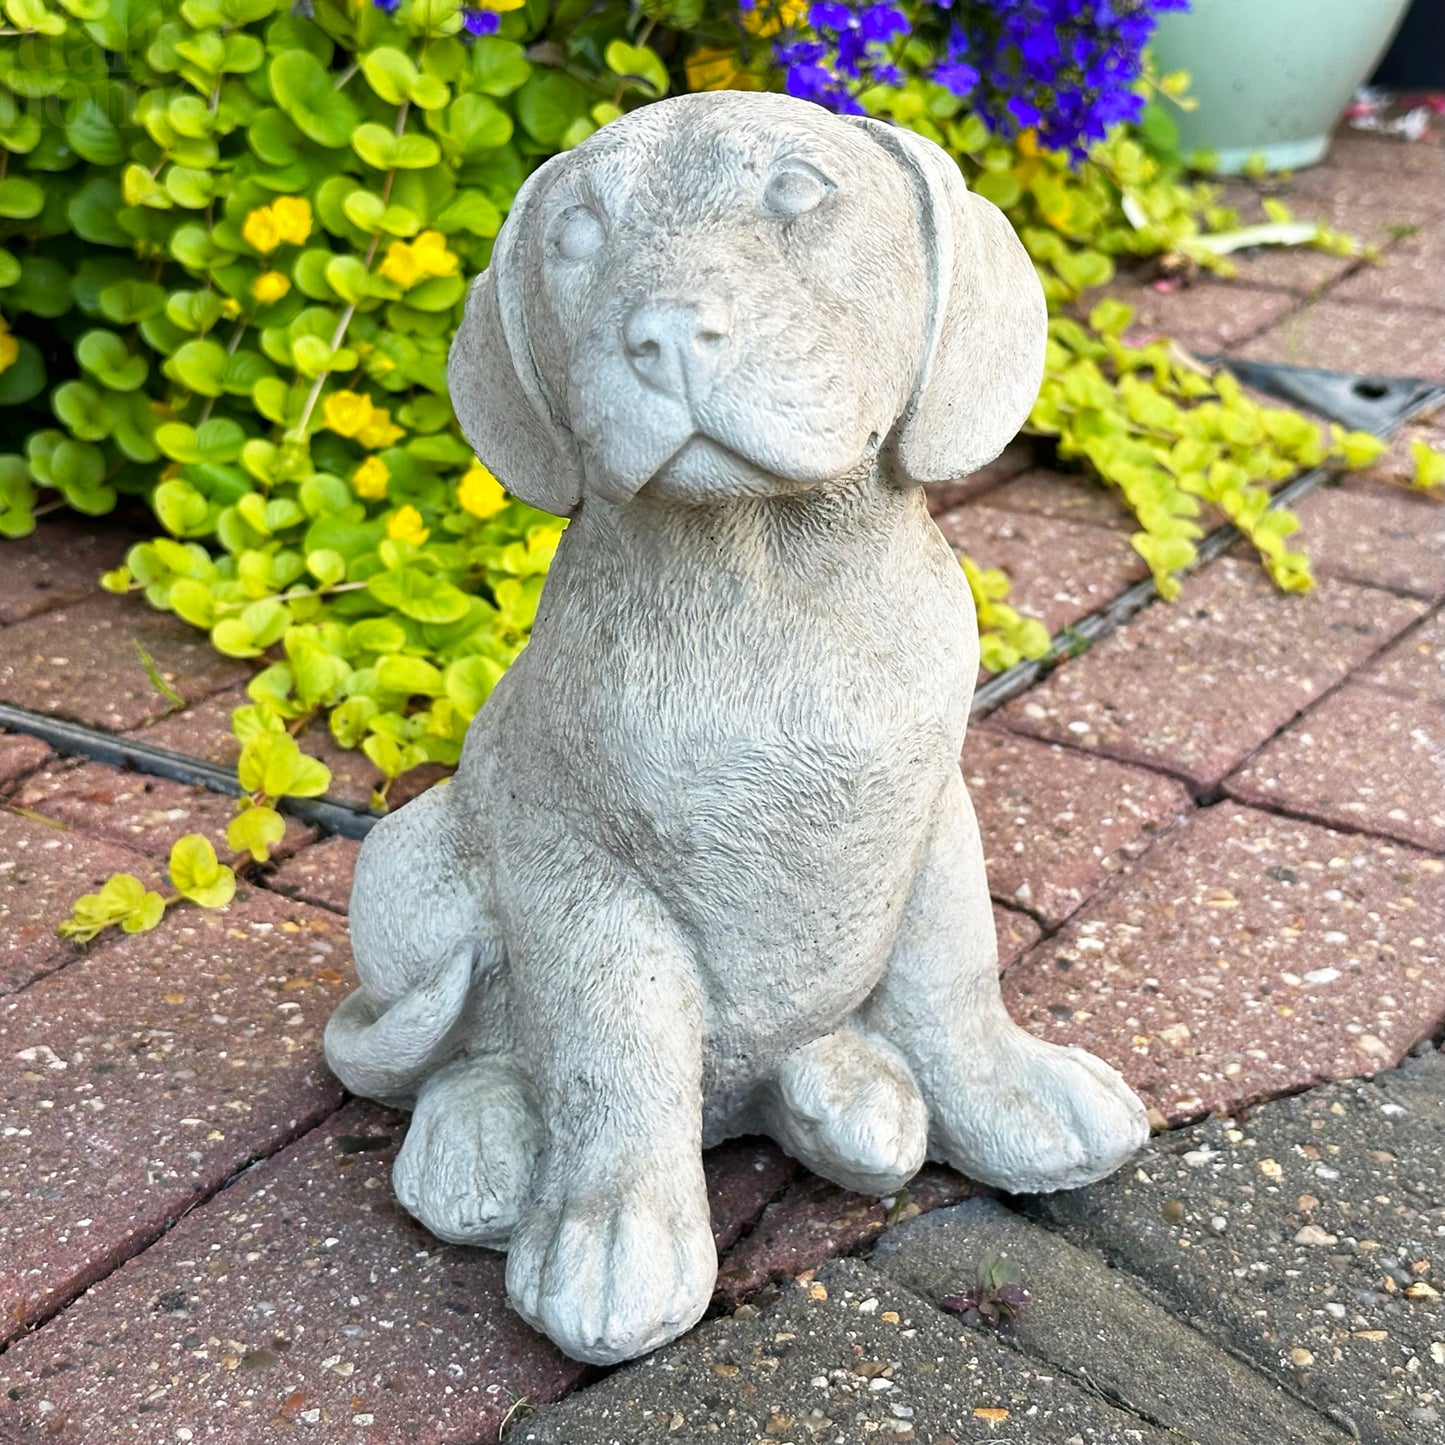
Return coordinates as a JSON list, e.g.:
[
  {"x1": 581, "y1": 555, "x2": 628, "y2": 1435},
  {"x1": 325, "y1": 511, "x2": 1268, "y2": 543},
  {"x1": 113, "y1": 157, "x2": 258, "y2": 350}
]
[
  {"x1": 1293, "y1": 482, "x2": 1445, "y2": 599},
  {"x1": 1002, "y1": 803, "x2": 1445, "y2": 1125},
  {"x1": 0, "y1": 812, "x2": 165, "y2": 998},
  {"x1": 0, "y1": 887, "x2": 348, "y2": 1342},
  {"x1": 0, "y1": 517, "x2": 137, "y2": 628},
  {"x1": 935, "y1": 503, "x2": 1149, "y2": 636},
  {"x1": 964, "y1": 724, "x2": 1192, "y2": 925},
  {"x1": 996, "y1": 556, "x2": 1428, "y2": 791},
  {"x1": 1225, "y1": 681, "x2": 1445, "y2": 851},
  {"x1": 0, "y1": 114, "x2": 1440, "y2": 1444},
  {"x1": 14, "y1": 761, "x2": 316, "y2": 864},
  {"x1": 1356, "y1": 605, "x2": 1445, "y2": 703},
  {"x1": 0, "y1": 594, "x2": 249, "y2": 733}
]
